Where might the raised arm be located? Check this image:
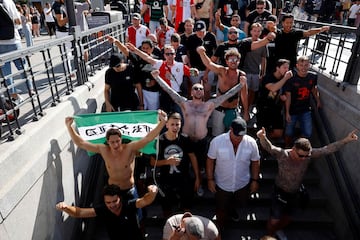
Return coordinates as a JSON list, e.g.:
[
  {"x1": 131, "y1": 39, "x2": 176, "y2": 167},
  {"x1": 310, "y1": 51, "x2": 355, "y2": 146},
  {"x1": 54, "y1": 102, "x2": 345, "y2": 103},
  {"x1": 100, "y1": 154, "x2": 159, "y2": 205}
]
[
  {"x1": 265, "y1": 70, "x2": 292, "y2": 92},
  {"x1": 65, "y1": 117, "x2": 102, "y2": 153},
  {"x1": 209, "y1": 82, "x2": 243, "y2": 108},
  {"x1": 251, "y1": 32, "x2": 275, "y2": 50},
  {"x1": 126, "y1": 42, "x2": 157, "y2": 65},
  {"x1": 129, "y1": 110, "x2": 168, "y2": 150},
  {"x1": 56, "y1": 202, "x2": 96, "y2": 218},
  {"x1": 215, "y1": 9, "x2": 224, "y2": 31},
  {"x1": 311, "y1": 130, "x2": 358, "y2": 158},
  {"x1": 135, "y1": 185, "x2": 158, "y2": 208},
  {"x1": 256, "y1": 127, "x2": 283, "y2": 154},
  {"x1": 106, "y1": 36, "x2": 130, "y2": 57},
  {"x1": 196, "y1": 46, "x2": 223, "y2": 74},
  {"x1": 303, "y1": 26, "x2": 330, "y2": 38},
  {"x1": 151, "y1": 70, "x2": 186, "y2": 105}
]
